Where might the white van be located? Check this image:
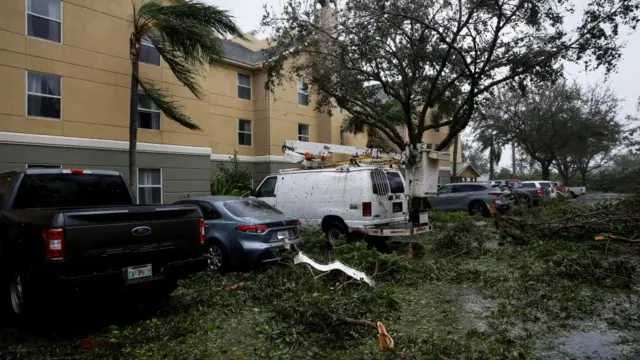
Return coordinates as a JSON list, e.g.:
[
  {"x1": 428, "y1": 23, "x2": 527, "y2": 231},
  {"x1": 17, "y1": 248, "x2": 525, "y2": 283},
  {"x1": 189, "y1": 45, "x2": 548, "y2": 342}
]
[{"x1": 253, "y1": 166, "x2": 431, "y2": 246}]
